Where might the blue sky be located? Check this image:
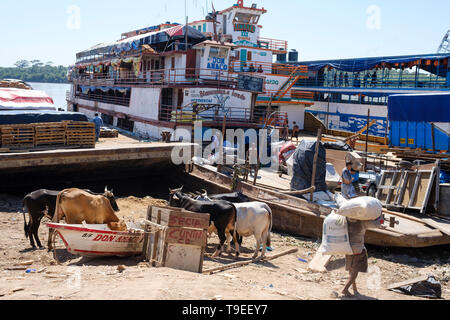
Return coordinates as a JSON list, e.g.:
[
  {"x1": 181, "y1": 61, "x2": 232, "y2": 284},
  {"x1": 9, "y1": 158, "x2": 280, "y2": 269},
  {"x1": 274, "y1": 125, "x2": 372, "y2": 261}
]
[{"x1": 0, "y1": 0, "x2": 448, "y2": 67}]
